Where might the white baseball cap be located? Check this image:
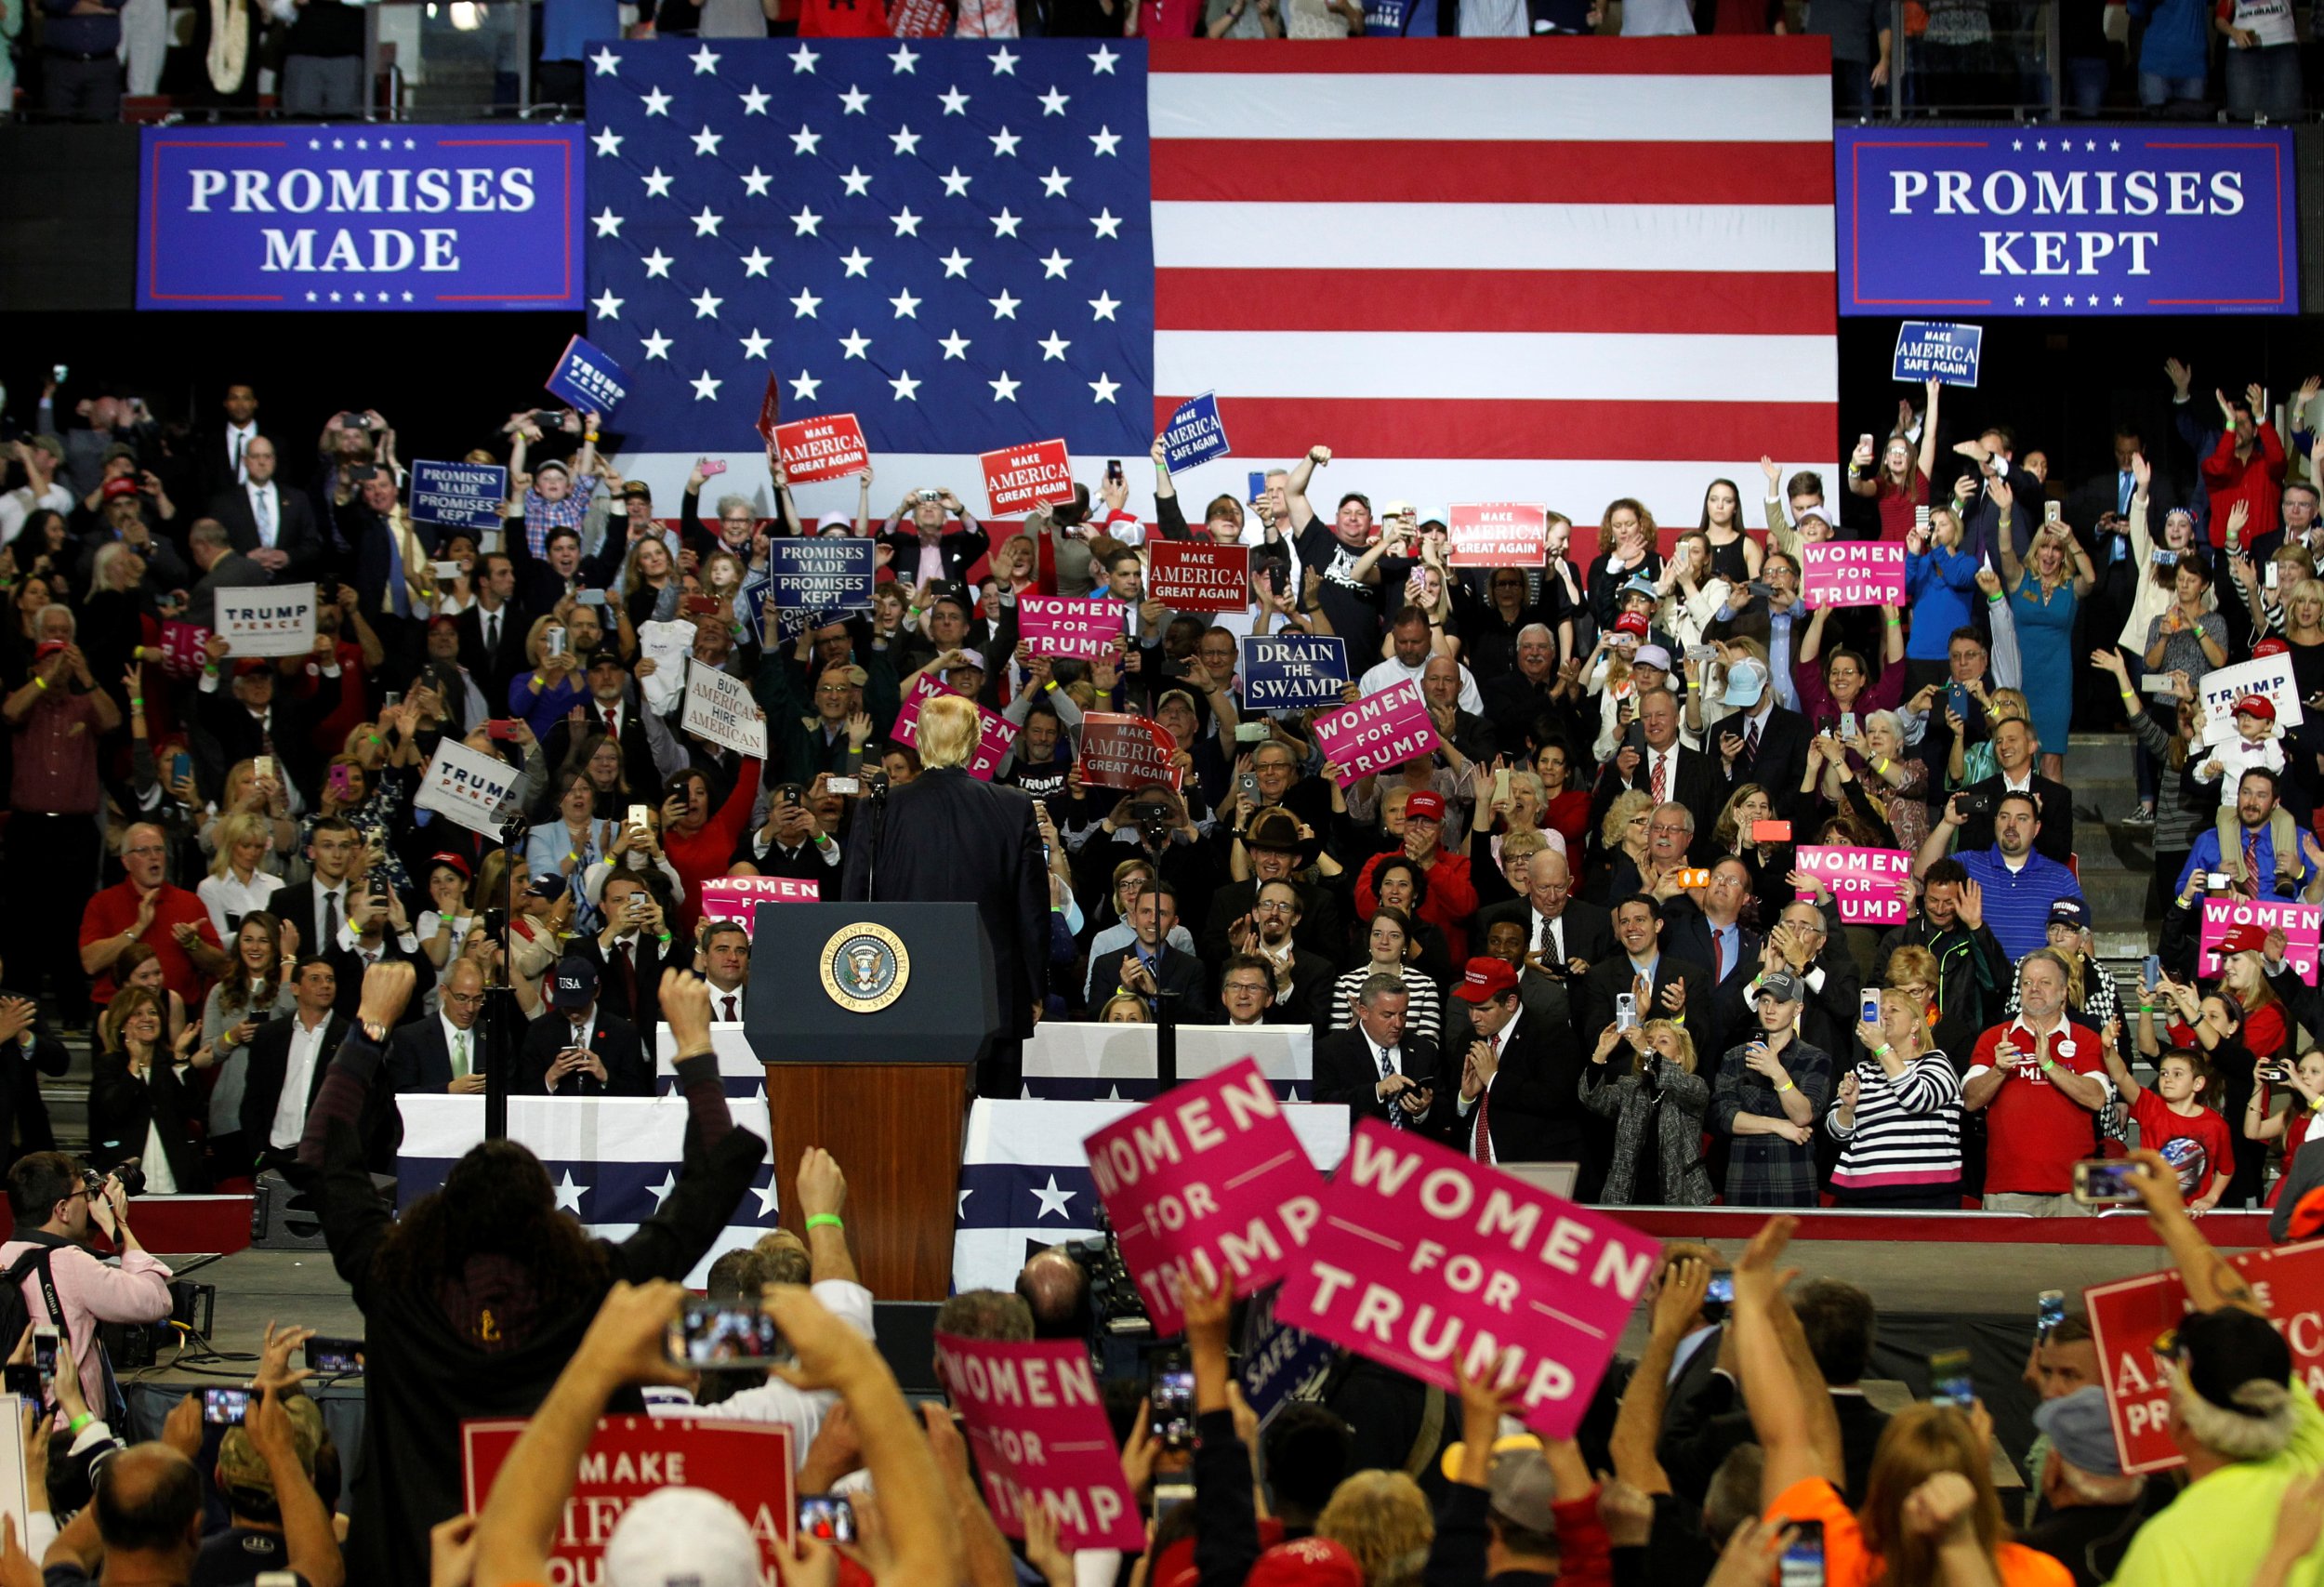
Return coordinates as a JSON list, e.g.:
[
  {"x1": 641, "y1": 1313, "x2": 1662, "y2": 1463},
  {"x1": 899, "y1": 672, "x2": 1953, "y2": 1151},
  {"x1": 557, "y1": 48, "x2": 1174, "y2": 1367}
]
[{"x1": 603, "y1": 1487, "x2": 760, "y2": 1587}]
